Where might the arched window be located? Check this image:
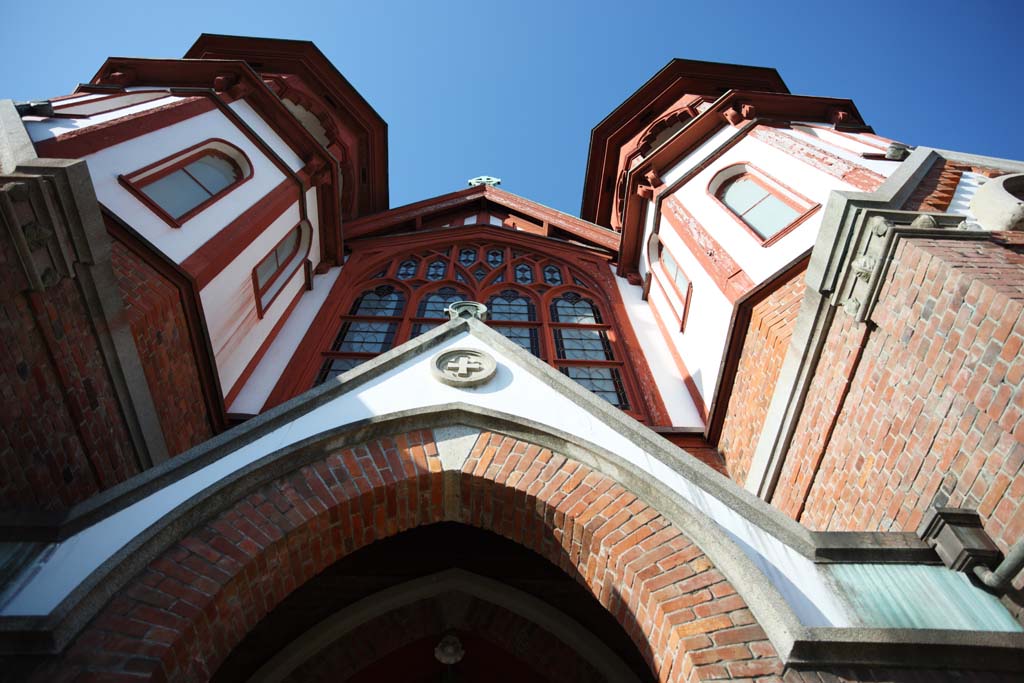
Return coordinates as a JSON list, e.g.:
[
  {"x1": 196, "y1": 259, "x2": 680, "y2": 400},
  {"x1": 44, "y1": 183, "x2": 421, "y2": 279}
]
[
  {"x1": 488, "y1": 289, "x2": 540, "y2": 356},
  {"x1": 646, "y1": 232, "x2": 692, "y2": 332},
  {"x1": 315, "y1": 241, "x2": 646, "y2": 418},
  {"x1": 412, "y1": 286, "x2": 468, "y2": 336},
  {"x1": 710, "y1": 165, "x2": 815, "y2": 244},
  {"x1": 317, "y1": 285, "x2": 406, "y2": 382},
  {"x1": 119, "y1": 139, "x2": 251, "y2": 228},
  {"x1": 550, "y1": 292, "x2": 628, "y2": 408}
]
